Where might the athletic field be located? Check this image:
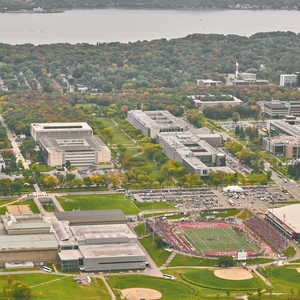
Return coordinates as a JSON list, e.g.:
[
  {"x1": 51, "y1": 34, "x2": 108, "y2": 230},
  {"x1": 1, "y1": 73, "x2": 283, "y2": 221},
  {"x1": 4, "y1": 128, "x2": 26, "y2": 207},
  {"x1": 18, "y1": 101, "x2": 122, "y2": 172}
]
[{"x1": 178, "y1": 223, "x2": 258, "y2": 256}]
